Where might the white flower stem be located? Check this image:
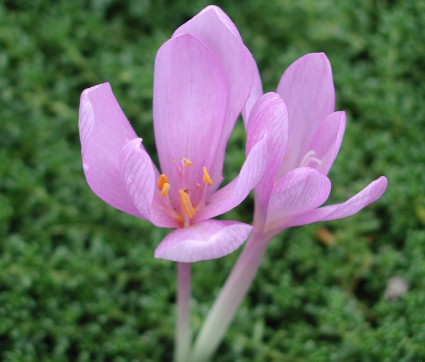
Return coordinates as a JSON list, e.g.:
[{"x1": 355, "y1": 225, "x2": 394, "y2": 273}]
[
  {"x1": 190, "y1": 230, "x2": 272, "y2": 361},
  {"x1": 175, "y1": 262, "x2": 191, "y2": 362}
]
